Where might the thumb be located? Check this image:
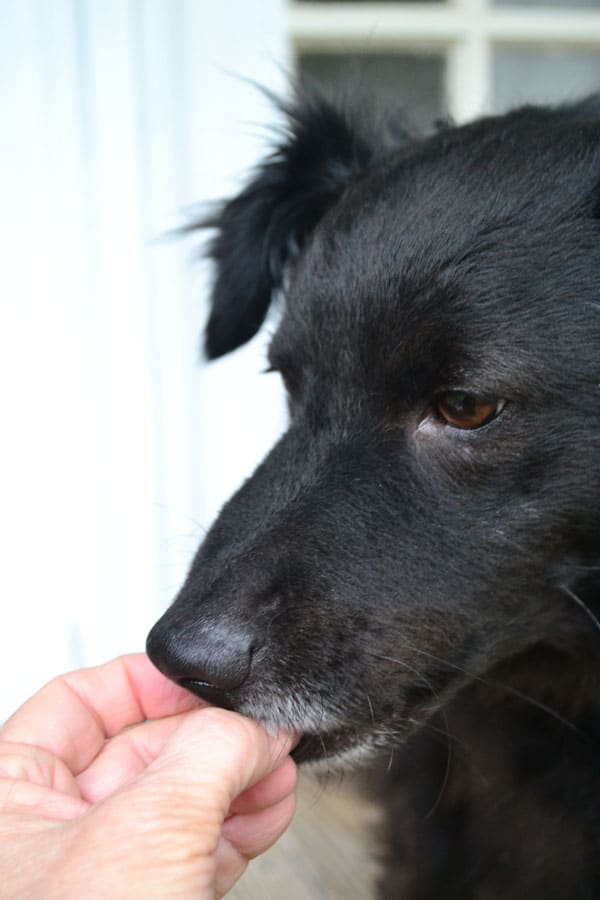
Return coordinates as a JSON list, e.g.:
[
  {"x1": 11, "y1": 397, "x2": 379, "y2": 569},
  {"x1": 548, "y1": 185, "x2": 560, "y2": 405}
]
[
  {"x1": 138, "y1": 705, "x2": 295, "y2": 826},
  {"x1": 78, "y1": 707, "x2": 294, "y2": 898}
]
